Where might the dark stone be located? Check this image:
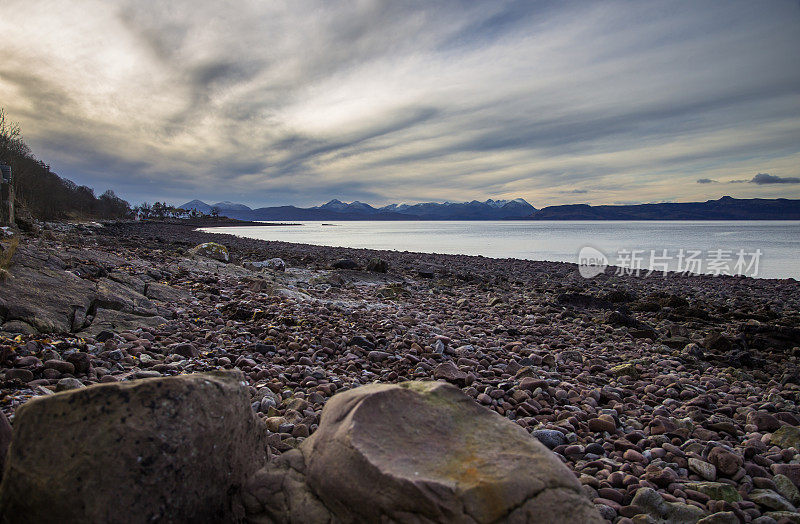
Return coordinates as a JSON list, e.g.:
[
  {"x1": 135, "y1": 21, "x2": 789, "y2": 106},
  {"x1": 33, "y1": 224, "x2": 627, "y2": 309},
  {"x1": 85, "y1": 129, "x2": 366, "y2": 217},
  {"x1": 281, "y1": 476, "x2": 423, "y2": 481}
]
[{"x1": 332, "y1": 259, "x2": 359, "y2": 270}]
